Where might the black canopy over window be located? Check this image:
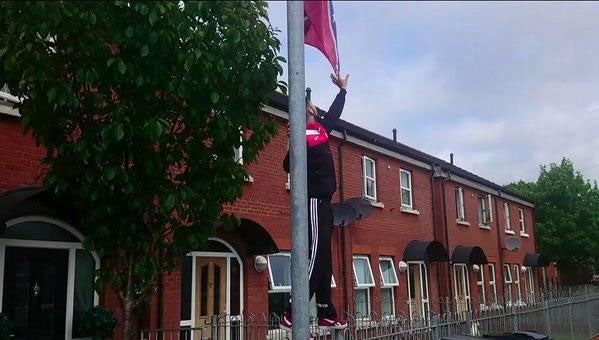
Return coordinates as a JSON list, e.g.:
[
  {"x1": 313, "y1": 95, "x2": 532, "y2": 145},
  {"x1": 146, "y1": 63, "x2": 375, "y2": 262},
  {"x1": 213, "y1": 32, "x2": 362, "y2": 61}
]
[
  {"x1": 451, "y1": 246, "x2": 488, "y2": 265},
  {"x1": 402, "y1": 240, "x2": 449, "y2": 263},
  {"x1": 524, "y1": 253, "x2": 550, "y2": 267}
]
